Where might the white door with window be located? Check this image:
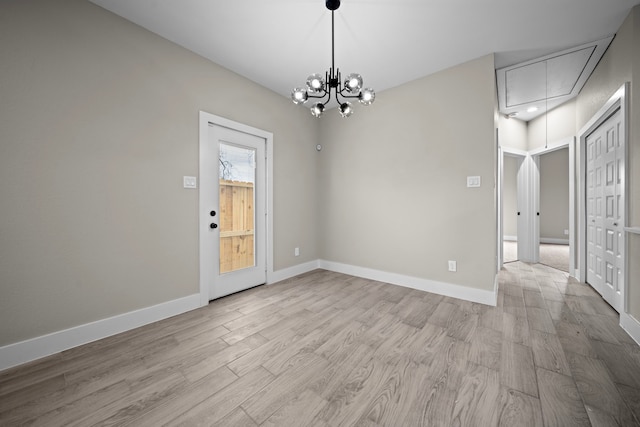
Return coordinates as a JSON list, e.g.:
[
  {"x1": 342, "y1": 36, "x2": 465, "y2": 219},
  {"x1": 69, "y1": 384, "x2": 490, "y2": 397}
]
[
  {"x1": 200, "y1": 115, "x2": 267, "y2": 300},
  {"x1": 585, "y1": 108, "x2": 624, "y2": 312}
]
